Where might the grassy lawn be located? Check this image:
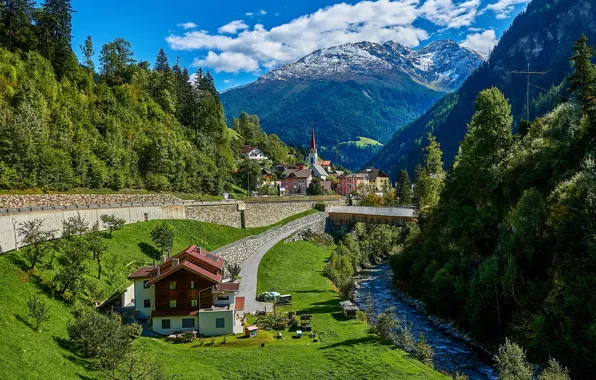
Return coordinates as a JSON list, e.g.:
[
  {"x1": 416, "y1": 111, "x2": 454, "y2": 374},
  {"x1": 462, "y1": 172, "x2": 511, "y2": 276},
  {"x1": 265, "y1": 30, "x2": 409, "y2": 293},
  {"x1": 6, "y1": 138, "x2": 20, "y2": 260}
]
[
  {"x1": 0, "y1": 211, "x2": 316, "y2": 379},
  {"x1": 136, "y1": 241, "x2": 446, "y2": 379},
  {"x1": 339, "y1": 136, "x2": 383, "y2": 148}
]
